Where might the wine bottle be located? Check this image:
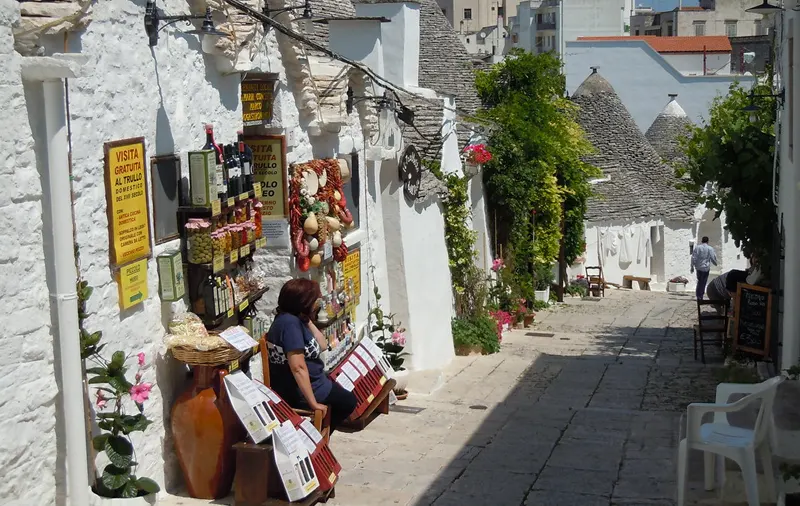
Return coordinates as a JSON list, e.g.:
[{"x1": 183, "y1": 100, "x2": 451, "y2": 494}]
[
  {"x1": 203, "y1": 124, "x2": 227, "y2": 201},
  {"x1": 203, "y1": 274, "x2": 218, "y2": 317},
  {"x1": 226, "y1": 144, "x2": 243, "y2": 196},
  {"x1": 238, "y1": 131, "x2": 253, "y2": 192}
]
